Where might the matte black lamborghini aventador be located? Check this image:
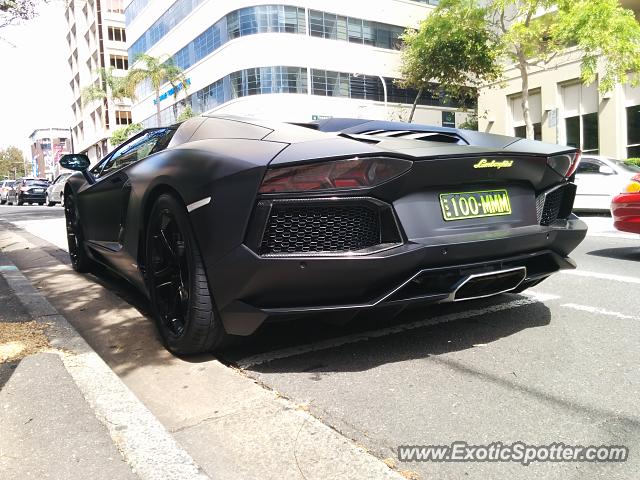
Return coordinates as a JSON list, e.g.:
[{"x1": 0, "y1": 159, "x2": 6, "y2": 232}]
[{"x1": 60, "y1": 115, "x2": 587, "y2": 354}]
